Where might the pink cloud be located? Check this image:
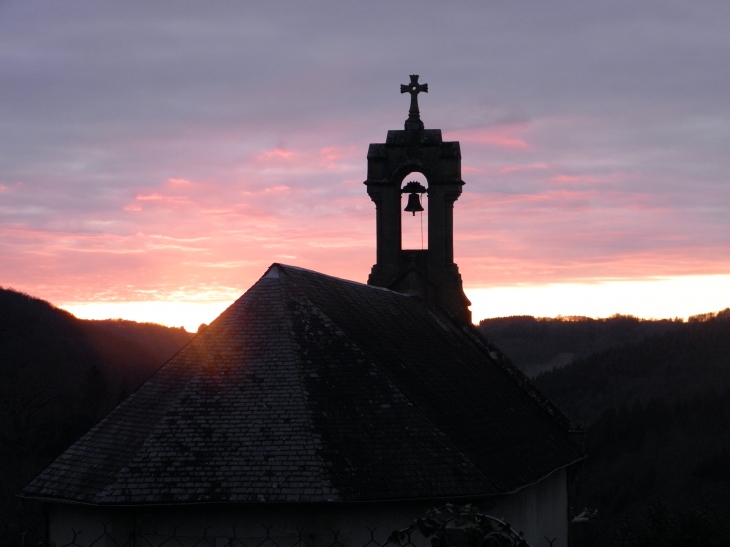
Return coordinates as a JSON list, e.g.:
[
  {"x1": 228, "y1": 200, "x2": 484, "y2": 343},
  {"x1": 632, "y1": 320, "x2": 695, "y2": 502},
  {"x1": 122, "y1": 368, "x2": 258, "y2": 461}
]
[
  {"x1": 319, "y1": 145, "x2": 356, "y2": 162},
  {"x1": 550, "y1": 174, "x2": 607, "y2": 185},
  {"x1": 451, "y1": 125, "x2": 530, "y2": 149},
  {"x1": 130, "y1": 188, "x2": 196, "y2": 209},
  {"x1": 4, "y1": 182, "x2": 730, "y2": 312},
  {"x1": 199, "y1": 207, "x2": 237, "y2": 215},
  {"x1": 255, "y1": 148, "x2": 295, "y2": 162},
  {"x1": 2, "y1": 120, "x2": 727, "y2": 320},
  {"x1": 262, "y1": 185, "x2": 290, "y2": 193},
  {"x1": 318, "y1": 145, "x2": 358, "y2": 169},
  {"x1": 250, "y1": 145, "x2": 359, "y2": 175},
  {"x1": 499, "y1": 163, "x2": 550, "y2": 174}
]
